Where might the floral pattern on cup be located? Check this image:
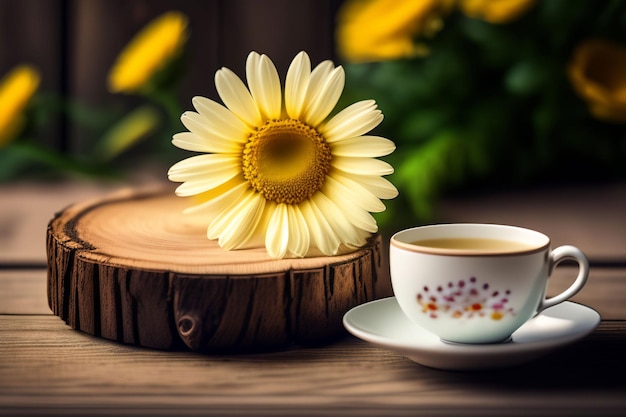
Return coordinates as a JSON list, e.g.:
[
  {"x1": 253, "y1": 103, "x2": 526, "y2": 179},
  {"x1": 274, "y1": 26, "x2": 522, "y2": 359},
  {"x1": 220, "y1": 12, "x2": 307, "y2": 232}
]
[{"x1": 416, "y1": 276, "x2": 515, "y2": 320}]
